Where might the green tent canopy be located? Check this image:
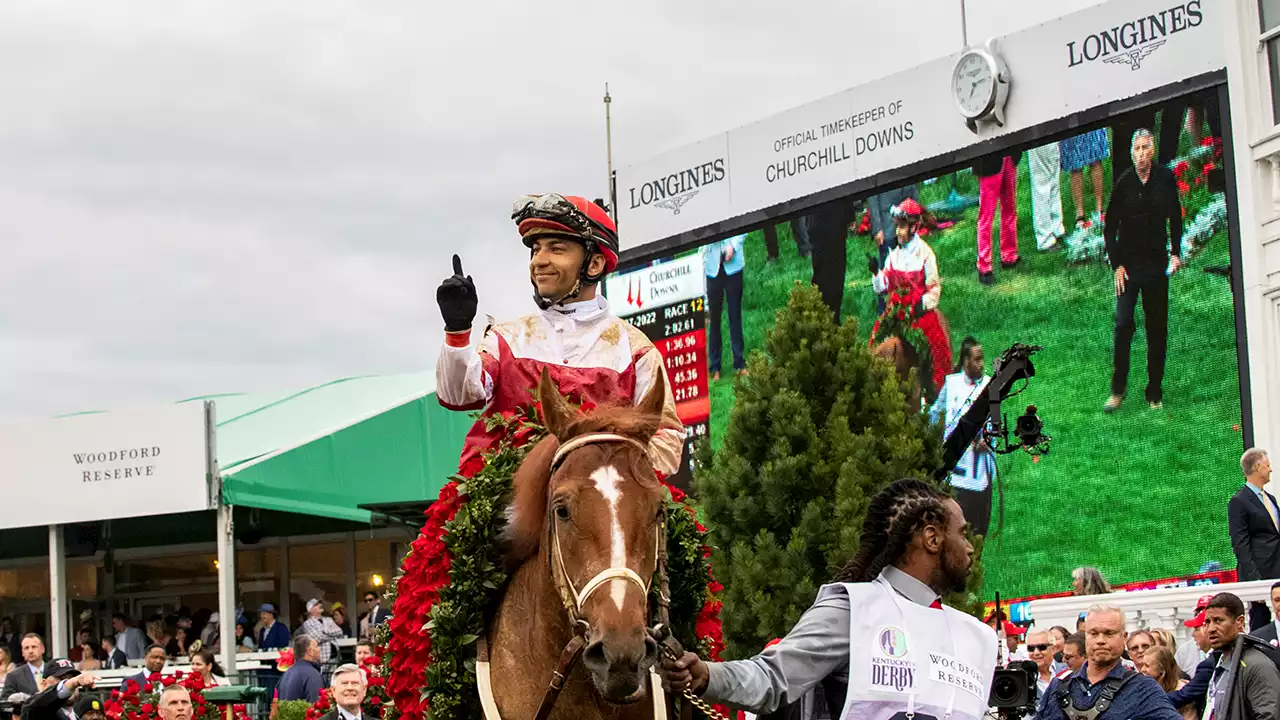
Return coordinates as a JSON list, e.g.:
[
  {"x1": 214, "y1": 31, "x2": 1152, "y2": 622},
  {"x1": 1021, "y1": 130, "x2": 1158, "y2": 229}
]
[{"x1": 184, "y1": 372, "x2": 473, "y2": 523}]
